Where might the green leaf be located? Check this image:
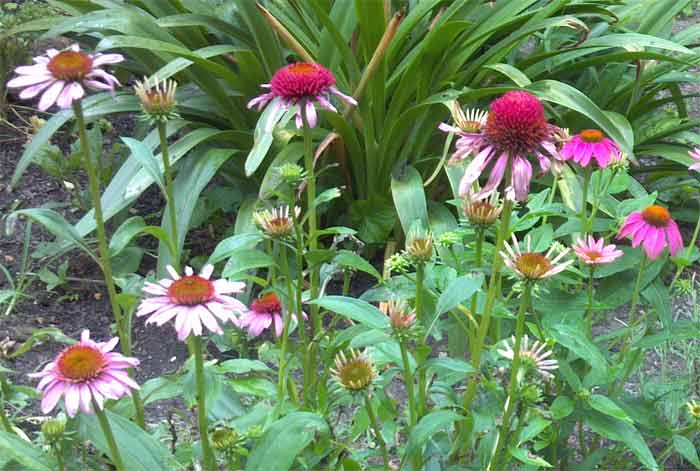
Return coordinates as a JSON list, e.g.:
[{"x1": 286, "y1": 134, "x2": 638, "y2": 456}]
[
  {"x1": 8, "y1": 327, "x2": 74, "y2": 359},
  {"x1": 348, "y1": 197, "x2": 396, "y2": 244},
  {"x1": 673, "y1": 434, "x2": 700, "y2": 469},
  {"x1": 550, "y1": 396, "x2": 574, "y2": 420},
  {"x1": 588, "y1": 395, "x2": 633, "y2": 424},
  {"x1": 642, "y1": 281, "x2": 672, "y2": 330},
  {"x1": 219, "y1": 359, "x2": 271, "y2": 374},
  {"x1": 77, "y1": 410, "x2": 177, "y2": 470},
  {"x1": 485, "y1": 63, "x2": 532, "y2": 86},
  {"x1": 109, "y1": 216, "x2": 146, "y2": 256},
  {"x1": 404, "y1": 410, "x2": 462, "y2": 458},
  {"x1": 223, "y1": 249, "x2": 277, "y2": 278},
  {"x1": 245, "y1": 100, "x2": 293, "y2": 176},
  {"x1": 547, "y1": 322, "x2": 608, "y2": 377},
  {"x1": 584, "y1": 413, "x2": 658, "y2": 470},
  {"x1": 333, "y1": 250, "x2": 382, "y2": 281},
  {"x1": 434, "y1": 274, "x2": 484, "y2": 317},
  {"x1": 509, "y1": 447, "x2": 552, "y2": 468},
  {"x1": 312, "y1": 296, "x2": 389, "y2": 329},
  {"x1": 245, "y1": 412, "x2": 328, "y2": 471},
  {"x1": 391, "y1": 165, "x2": 428, "y2": 236},
  {"x1": 209, "y1": 233, "x2": 264, "y2": 265},
  {"x1": 422, "y1": 357, "x2": 475, "y2": 377},
  {"x1": 121, "y1": 137, "x2": 166, "y2": 193},
  {"x1": 0, "y1": 431, "x2": 57, "y2": 470}
]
